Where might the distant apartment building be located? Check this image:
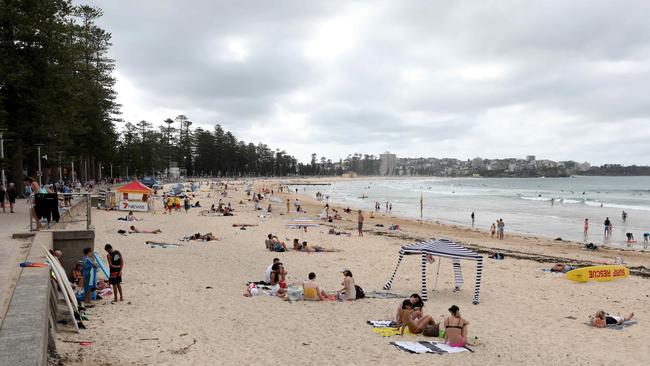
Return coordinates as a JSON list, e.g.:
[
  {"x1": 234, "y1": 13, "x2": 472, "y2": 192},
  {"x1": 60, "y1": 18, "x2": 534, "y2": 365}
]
[
  {"x1": 526, "y1": 155, "x2": 536, "y2": 162},
  {"x1": 379, "y1": 151, "x2": 397, "y2": 176}
]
